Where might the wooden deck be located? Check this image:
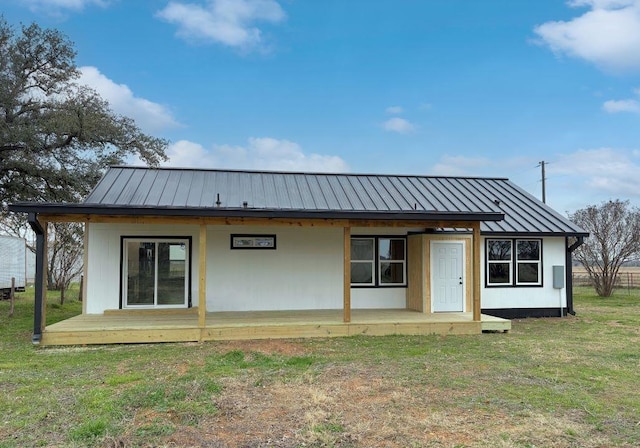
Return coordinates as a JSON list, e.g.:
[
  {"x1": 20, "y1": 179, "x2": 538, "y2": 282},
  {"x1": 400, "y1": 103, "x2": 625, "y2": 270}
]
[{"x1": 40, "y1": 309, "x2": 511, "y2": 346}]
